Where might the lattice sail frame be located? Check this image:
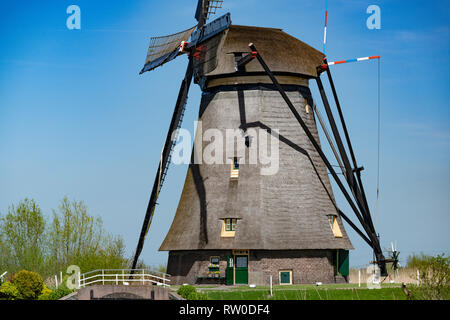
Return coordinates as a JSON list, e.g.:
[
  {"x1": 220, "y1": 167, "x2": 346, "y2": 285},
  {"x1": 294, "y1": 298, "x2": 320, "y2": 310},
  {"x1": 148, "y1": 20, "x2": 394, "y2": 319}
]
[
  {"x1": 205, "y1": 0, "x2": 224, "y2": 20},
  {"x1": 140, "y1": 26, "x2": 196, "y2": 73},
  {"x1": 144, "y1": 26, "x2": 196, "y2": 65}
]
